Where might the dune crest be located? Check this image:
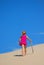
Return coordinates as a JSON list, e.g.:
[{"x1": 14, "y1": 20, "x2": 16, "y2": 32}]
[{"x1": 0, "y1": 44, "x2": 44, "y2": 65}]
